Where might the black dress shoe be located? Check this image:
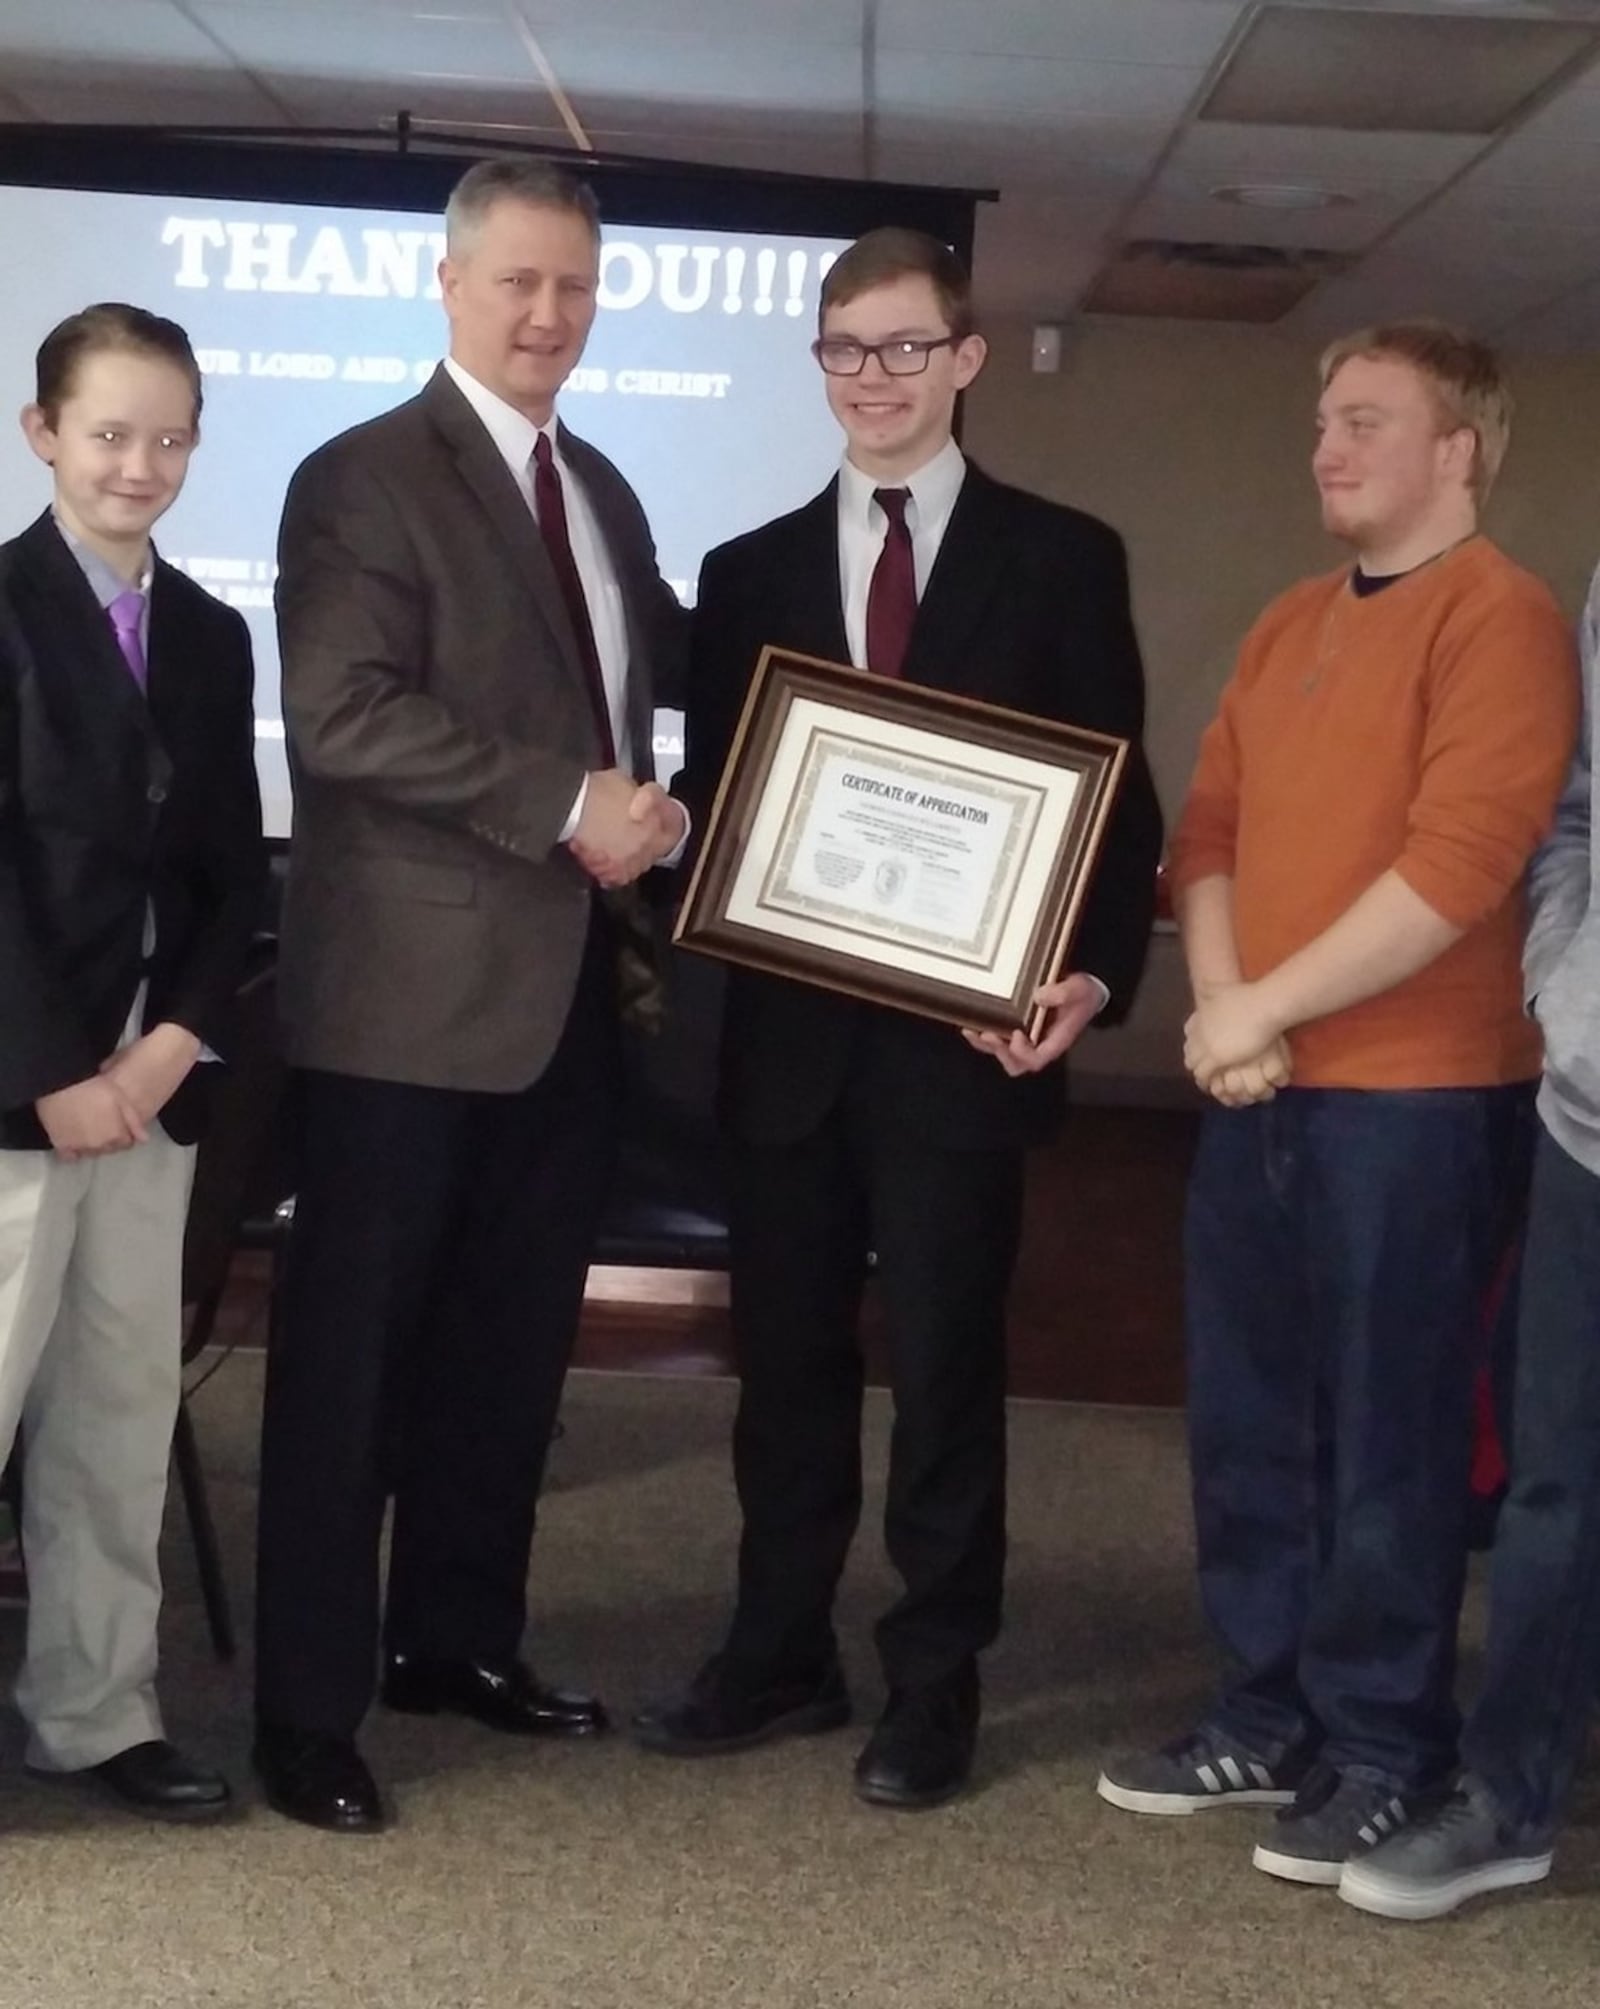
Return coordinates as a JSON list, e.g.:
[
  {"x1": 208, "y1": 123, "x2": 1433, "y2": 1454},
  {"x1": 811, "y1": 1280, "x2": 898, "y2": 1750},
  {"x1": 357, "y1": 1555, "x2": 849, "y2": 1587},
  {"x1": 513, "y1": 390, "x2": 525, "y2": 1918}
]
[
  {"x1": 382, "y1": 1652, "x2": 609, "y2": 1737},
  {"x1": 633, "y1": 1651, "x2": 852, "y2": 1755},
  {"x1": 252, "y1": 1724, "x2": 387, "y2": 1833},
  {"x1": 853, "y1": 1667, "x2": 979, "y2": 1810},
  {"x1": 74, "y1": 1739, "x2": 231, "y2": 1821}
]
